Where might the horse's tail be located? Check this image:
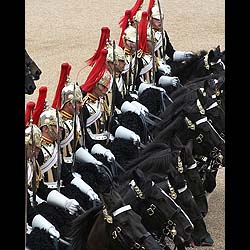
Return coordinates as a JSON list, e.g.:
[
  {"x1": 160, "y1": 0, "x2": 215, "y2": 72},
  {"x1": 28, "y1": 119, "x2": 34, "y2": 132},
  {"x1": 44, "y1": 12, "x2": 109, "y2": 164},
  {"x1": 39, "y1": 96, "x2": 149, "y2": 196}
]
[{"x1": 69, "y1": 205, "x2": 102, "y2": 250}]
